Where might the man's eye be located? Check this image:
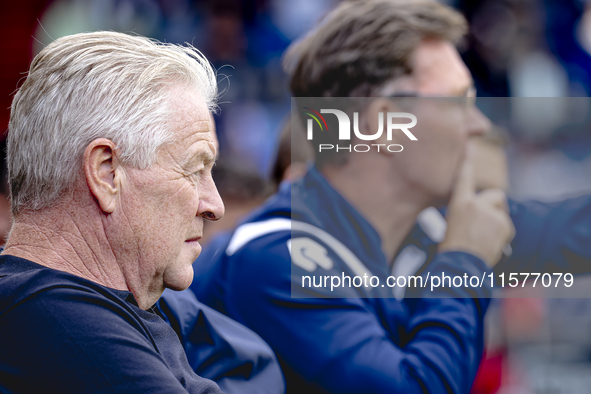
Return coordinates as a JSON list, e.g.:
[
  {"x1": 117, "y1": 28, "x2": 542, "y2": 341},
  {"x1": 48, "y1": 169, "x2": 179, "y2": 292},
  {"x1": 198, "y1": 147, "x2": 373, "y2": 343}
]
[
  {"x1": 191, "y1": 161, "x2": 214, "y2": 178},
  {"x1": 193, "y1": 166, "x2": 213, "y2": 176}
]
